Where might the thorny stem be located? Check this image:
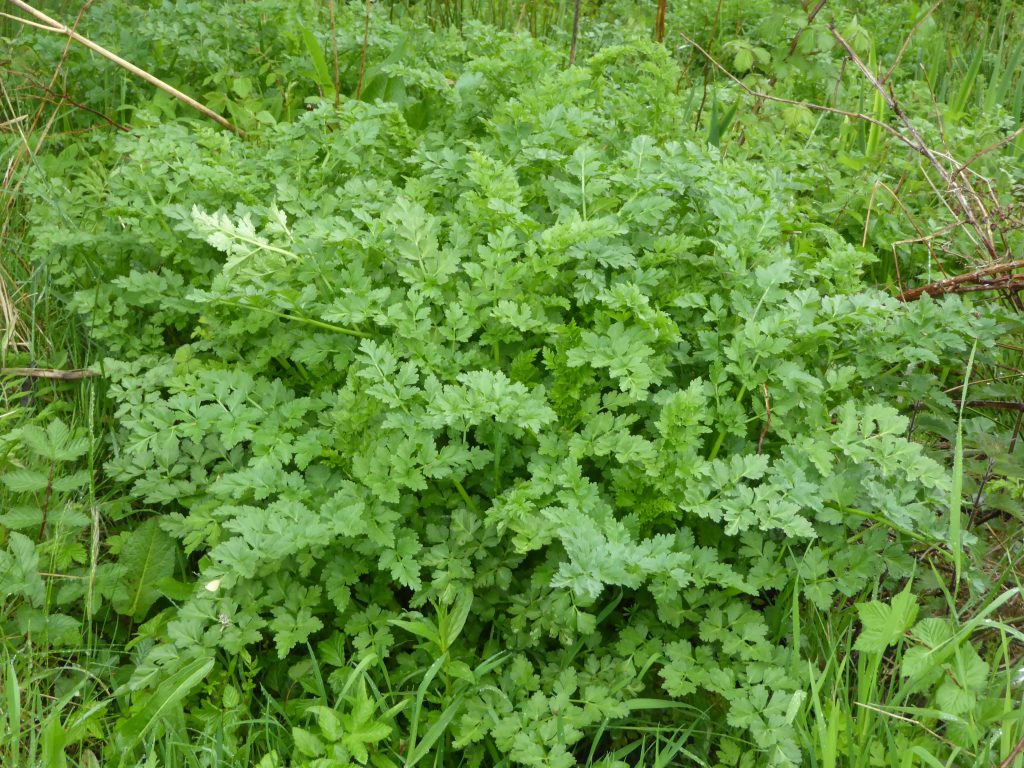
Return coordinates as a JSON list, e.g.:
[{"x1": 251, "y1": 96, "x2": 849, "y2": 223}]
[{"x1": 898, "y1": 259, "x2": 1024, "y2": 301}]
